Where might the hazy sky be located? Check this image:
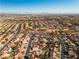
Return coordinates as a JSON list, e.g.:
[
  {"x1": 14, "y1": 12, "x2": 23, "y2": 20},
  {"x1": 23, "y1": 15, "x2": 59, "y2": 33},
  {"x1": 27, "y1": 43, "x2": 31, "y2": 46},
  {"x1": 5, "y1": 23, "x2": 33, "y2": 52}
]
[{"x1": 0, "y1": 0, "x2": 79, "y2": 14}]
